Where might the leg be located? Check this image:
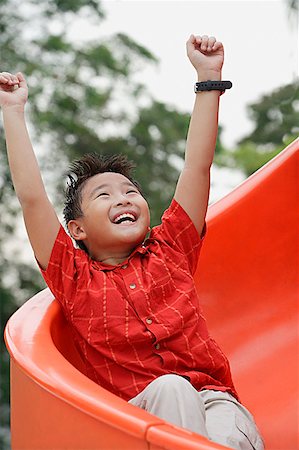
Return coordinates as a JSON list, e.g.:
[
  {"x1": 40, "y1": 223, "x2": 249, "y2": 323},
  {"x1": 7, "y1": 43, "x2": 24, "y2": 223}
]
[
  {"x1": 129, "y1": 374, "x2": 209, "y2": 436},
  {"x1": 200, "y1": 390, "x2": 265, "y2": 450}
]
